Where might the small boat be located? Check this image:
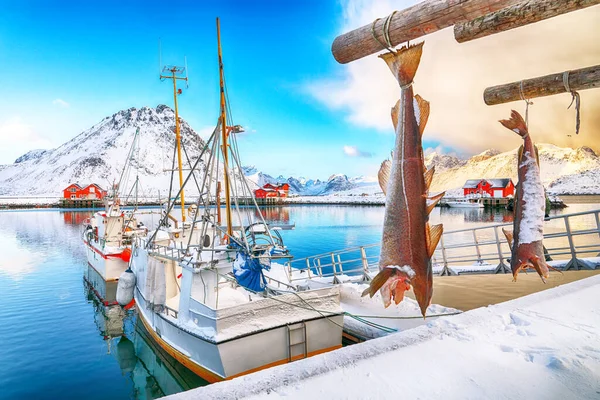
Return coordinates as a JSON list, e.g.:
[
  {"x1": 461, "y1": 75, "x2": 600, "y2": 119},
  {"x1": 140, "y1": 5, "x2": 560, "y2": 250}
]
[
  {"x1": 446, "y1": 198, "x2": 484, "y2": 208},
  {"x1": 82, "y1": 128, "x2": 149, "y2": 281},
  {"x1": 127, "y1": 18, "x2": 343, "y2": 383}
]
